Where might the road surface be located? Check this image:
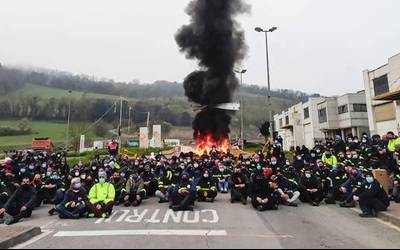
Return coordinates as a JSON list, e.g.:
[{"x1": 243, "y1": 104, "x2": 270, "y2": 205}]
[{"x1": 12, "y1": 194, "x2": 400, "y2": 249}]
